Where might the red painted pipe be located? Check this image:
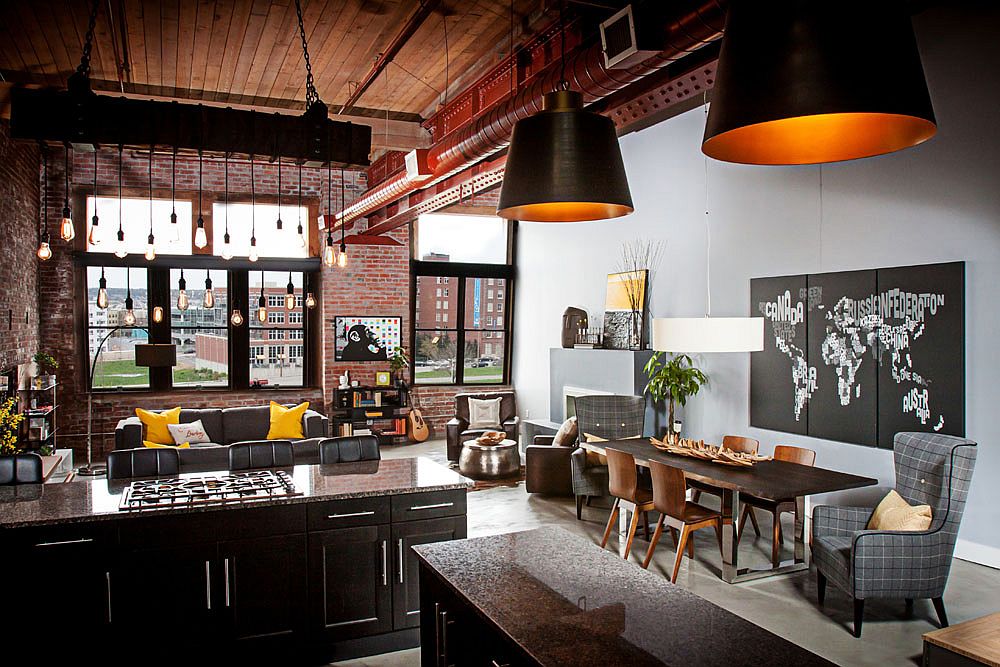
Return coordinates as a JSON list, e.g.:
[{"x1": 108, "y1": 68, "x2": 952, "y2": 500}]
[{"x1": 339, "y1": 0, "x2": 727, "y2": 226}]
